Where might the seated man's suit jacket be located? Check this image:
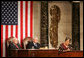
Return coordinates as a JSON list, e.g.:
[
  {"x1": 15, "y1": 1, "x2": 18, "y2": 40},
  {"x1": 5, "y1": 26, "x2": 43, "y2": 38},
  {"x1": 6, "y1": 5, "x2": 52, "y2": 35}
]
[
  {"x1": 26, "y1": 41, "x2": 40, "y2": 49},
  {"x1": 8, "y1": 42, "x2": 22, "y2": 49}
]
